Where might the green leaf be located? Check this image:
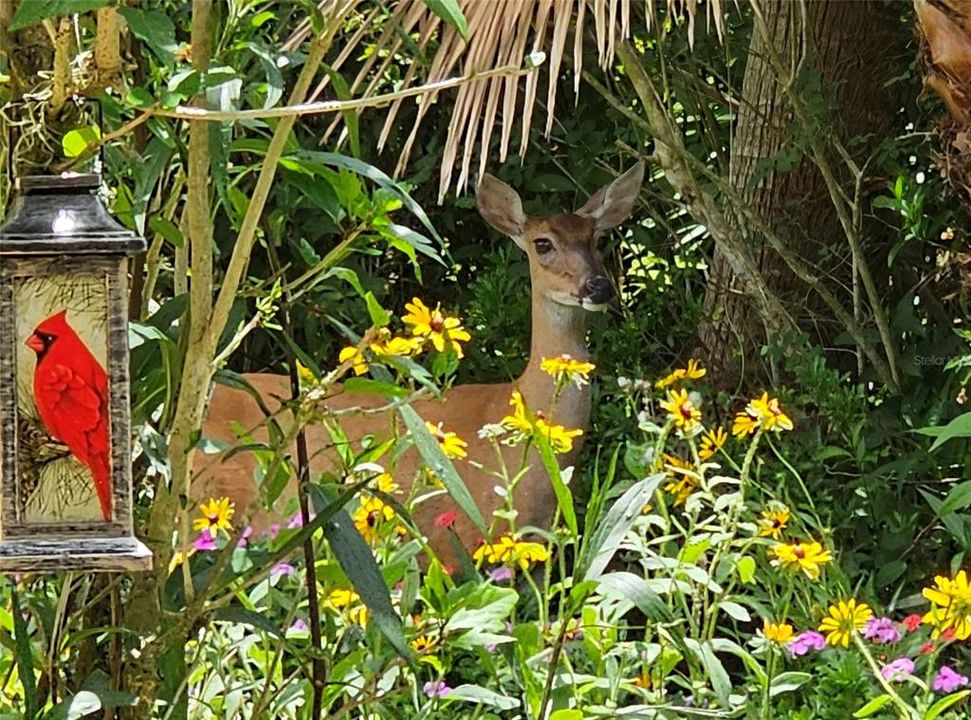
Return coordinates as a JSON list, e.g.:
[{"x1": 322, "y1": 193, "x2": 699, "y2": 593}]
[
  {"x1": 937, "y1": 480, "x2": 971, "y2": 517},
  {"x1": 398, "y1": 404, "x2": 487, "y2": 534},
  {"x1": 342, "y1": 378, "x2": 407, "y2": 399},
  {"x1": 686, "y1": 640, "x2": 731, "y2": 707},
  {"x1": 364, "y1": 291, "x2": 391, "y2": 327},
  {"x1": 312, "y1": 486, "x2": 413, "y2": 663},
  {"x1": 213, "y1": 606, "x2": 282, "y2": 638},
  {"x1": 50, "y1": 691, "x2": 102, "y2": 720},
  {"x1": 62, "y1": 126, "x2": 101, "y2": 158},
  {"x1": 735, "y1": 555, "x2": 757, "y2": 584},
  {"x1": 532, "y1": 431, "x2": 577, "y2": 538},
  {"x1": 769, "y1": 671, "x2": 812, "y2": 697},
  {"x1": 549, "y1": 711, "x2": 584, "y2": 720},
  {"x1": 580, "y1": 473, "x2": 665, "y2": 580},
  {"x1": 10, "y1": 586, "x2": 37, "y2": 719},
  {"x1": 917, "y1": 412, "x2": 971, "y2": 452},
  {"x1": 149, "y1": 215, "x2": 184, "y2": 247},
  {"x1": 597, "y1": 571, "x2": 671, "y2": 622},
  {"x1": 117, "y1": 7, "x2": 178, "y2": 61},
  {"x1": 444, "y1": 685, "x2": 519, "y2": 710},
  {"x1": 853, "y1": 694, "x2": 893, "y2": 718},
  {"x1": 924, "y1": 690, "x2": 971, "y2": 720},
  {"x1": 9, "y1": 0, "x2": 109, "y2": 30},
  {"x1": 421, "y1": 0, "x2": 469, "y2": 38}
]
